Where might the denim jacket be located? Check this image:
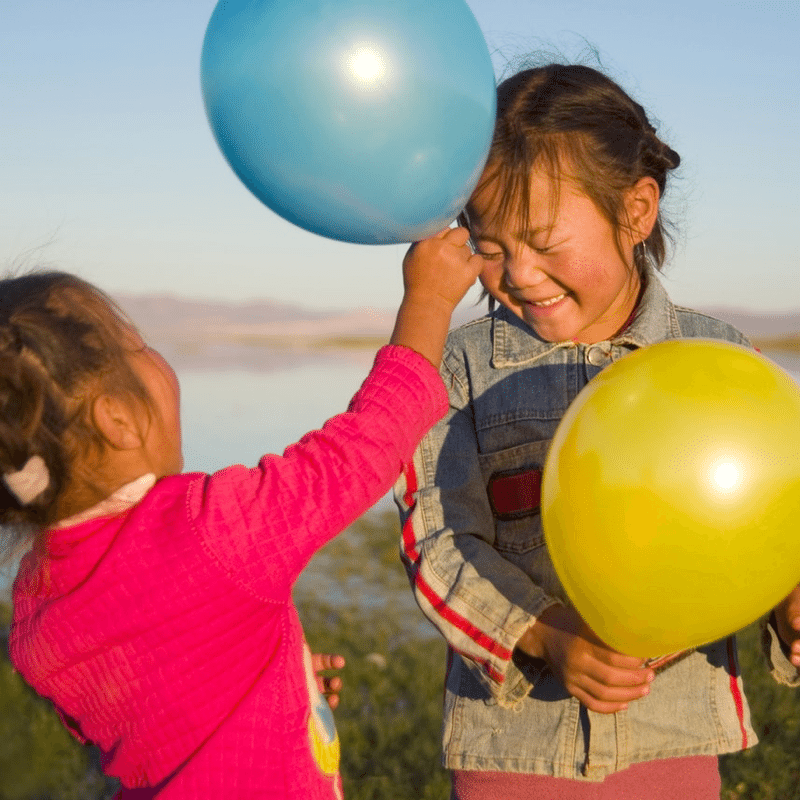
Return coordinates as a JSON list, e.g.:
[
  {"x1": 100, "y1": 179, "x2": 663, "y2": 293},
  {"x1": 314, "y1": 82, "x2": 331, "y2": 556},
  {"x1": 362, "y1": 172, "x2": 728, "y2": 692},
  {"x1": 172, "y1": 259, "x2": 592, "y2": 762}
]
[{"x1": 395, "y1": 268, "x2": 796, "y2": 780}]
